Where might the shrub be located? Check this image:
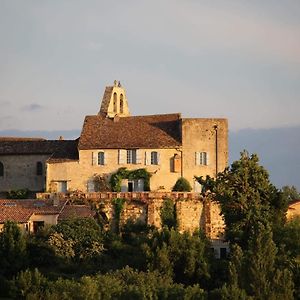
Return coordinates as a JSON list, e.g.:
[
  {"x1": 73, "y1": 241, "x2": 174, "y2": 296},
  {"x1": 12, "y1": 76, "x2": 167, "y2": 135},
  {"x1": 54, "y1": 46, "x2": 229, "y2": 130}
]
[
  {"x1": 172, "y1": 177, "x2": 192, "y2": 192},
  {"x1": 7, "y1": 189, "x2": 29, "y2": 199}
]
